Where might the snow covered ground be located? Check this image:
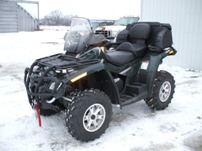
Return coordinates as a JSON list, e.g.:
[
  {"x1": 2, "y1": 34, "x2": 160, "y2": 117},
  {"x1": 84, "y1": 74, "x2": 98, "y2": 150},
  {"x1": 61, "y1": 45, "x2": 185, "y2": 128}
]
[{"x1": 0, "y1": 28, "x2": 202, "y2": 151}]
